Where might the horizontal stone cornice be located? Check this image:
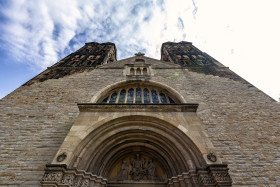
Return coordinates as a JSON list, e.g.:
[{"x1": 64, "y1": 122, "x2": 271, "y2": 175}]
[{"x1": 77, "y1": 103, "x2": 199, "y2": 112}]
